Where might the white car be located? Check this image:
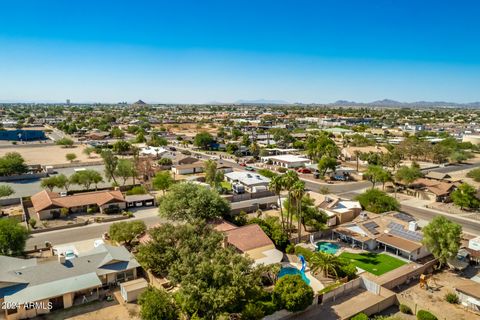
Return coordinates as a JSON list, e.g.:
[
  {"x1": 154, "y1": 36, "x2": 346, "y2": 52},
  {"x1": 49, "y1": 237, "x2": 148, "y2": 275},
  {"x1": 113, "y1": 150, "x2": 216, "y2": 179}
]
[{"x1": 64, "y1": 250, "x2": 76, "y2": 260}]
